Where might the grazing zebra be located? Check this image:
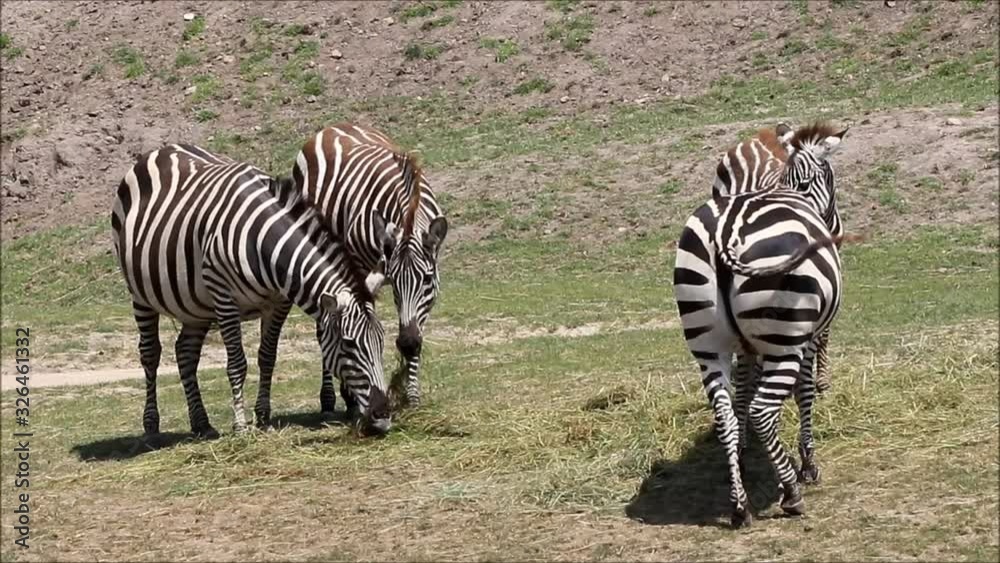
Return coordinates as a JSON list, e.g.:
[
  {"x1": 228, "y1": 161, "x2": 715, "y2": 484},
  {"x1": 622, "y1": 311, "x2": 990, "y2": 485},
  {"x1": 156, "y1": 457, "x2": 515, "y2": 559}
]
[
  {"x1": 674, "y1": 123, "x2": 848, "y2": 527},
  {"x1": 292, "y1": 123, "x2": 448, "y2": 412},
  {"x1": 713, "y1": 123, "x2": 839, "y2": 395},
  {"x1": 111, "y1": 144, "x2": 392, "y2": 437}
]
